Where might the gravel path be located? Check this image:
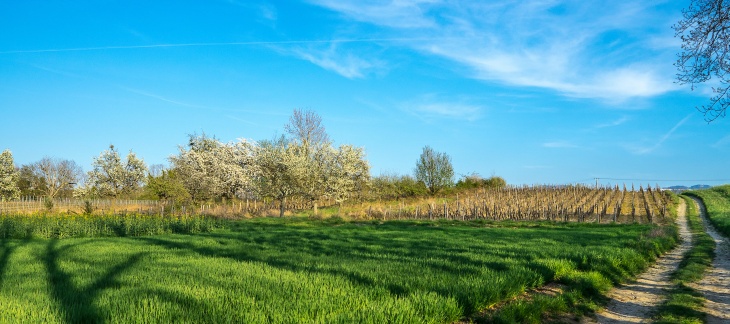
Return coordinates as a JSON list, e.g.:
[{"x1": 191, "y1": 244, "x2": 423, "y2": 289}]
[
  {"x1": 584, "y1": 199, "x2": 691, "y2": 324},
  {"x1": 687, "y1": 196, "x2": 730, "y2": 324}
]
